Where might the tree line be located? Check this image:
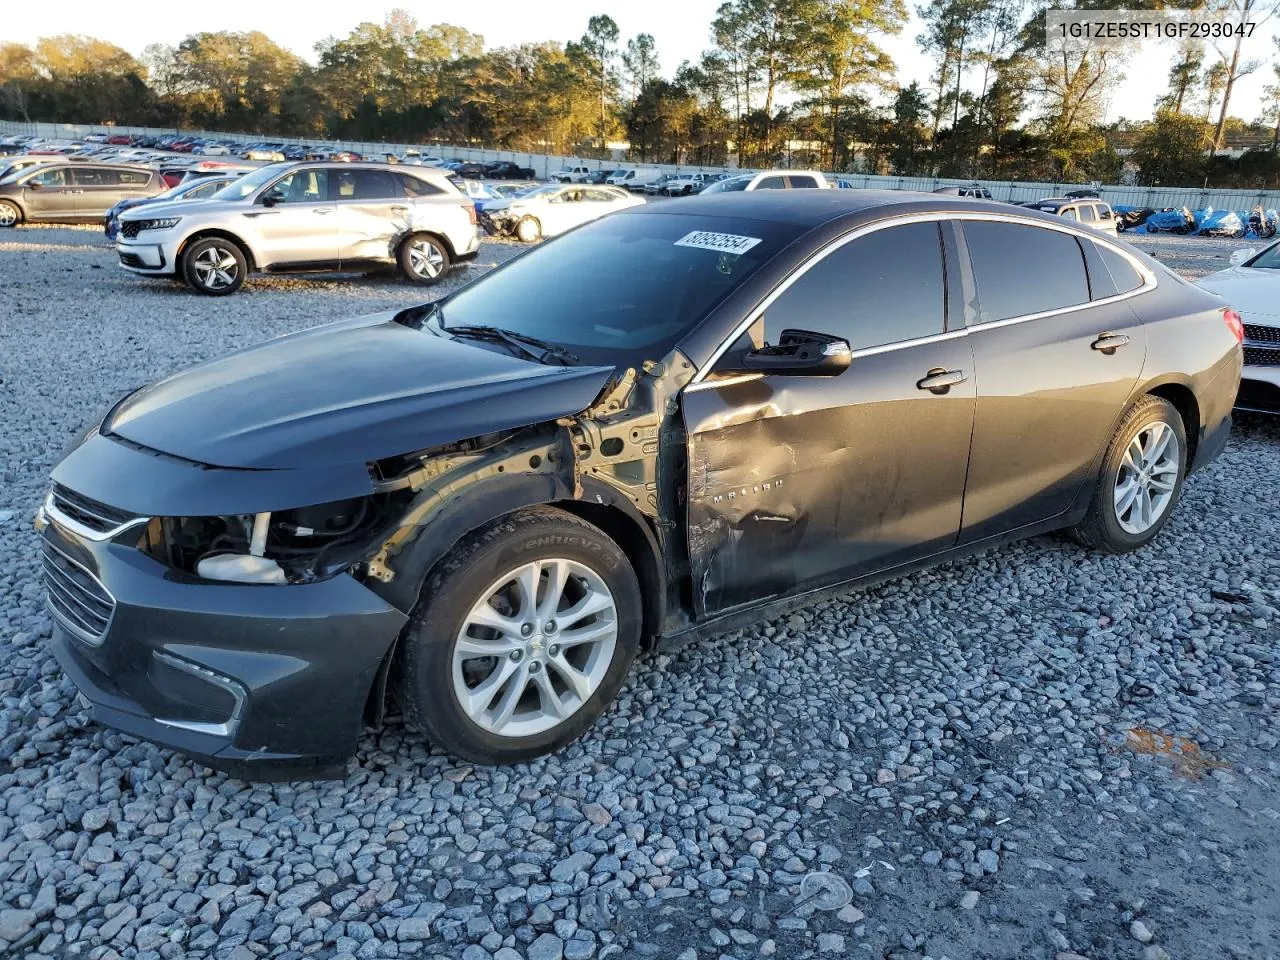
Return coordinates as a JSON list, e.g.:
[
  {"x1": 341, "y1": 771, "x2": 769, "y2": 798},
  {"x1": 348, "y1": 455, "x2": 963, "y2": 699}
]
[{"x1": 2, "y1": 1, "x2": 1280, "y2": 188}]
